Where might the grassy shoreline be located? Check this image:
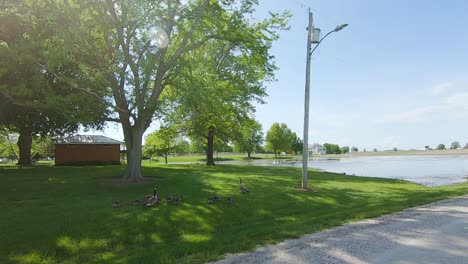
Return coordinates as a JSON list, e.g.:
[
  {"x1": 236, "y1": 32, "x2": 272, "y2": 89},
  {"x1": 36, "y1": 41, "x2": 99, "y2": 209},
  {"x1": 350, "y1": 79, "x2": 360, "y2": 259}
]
[
  {"x1": 326, "y1": 148, "x2": 468, "y2": 158},
  {"x1": 1, "y1": 164, "x2": 468, "y2": 263},
  {"x1": 146, "y1": 149, "x2": 468, "y2": 164}
]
